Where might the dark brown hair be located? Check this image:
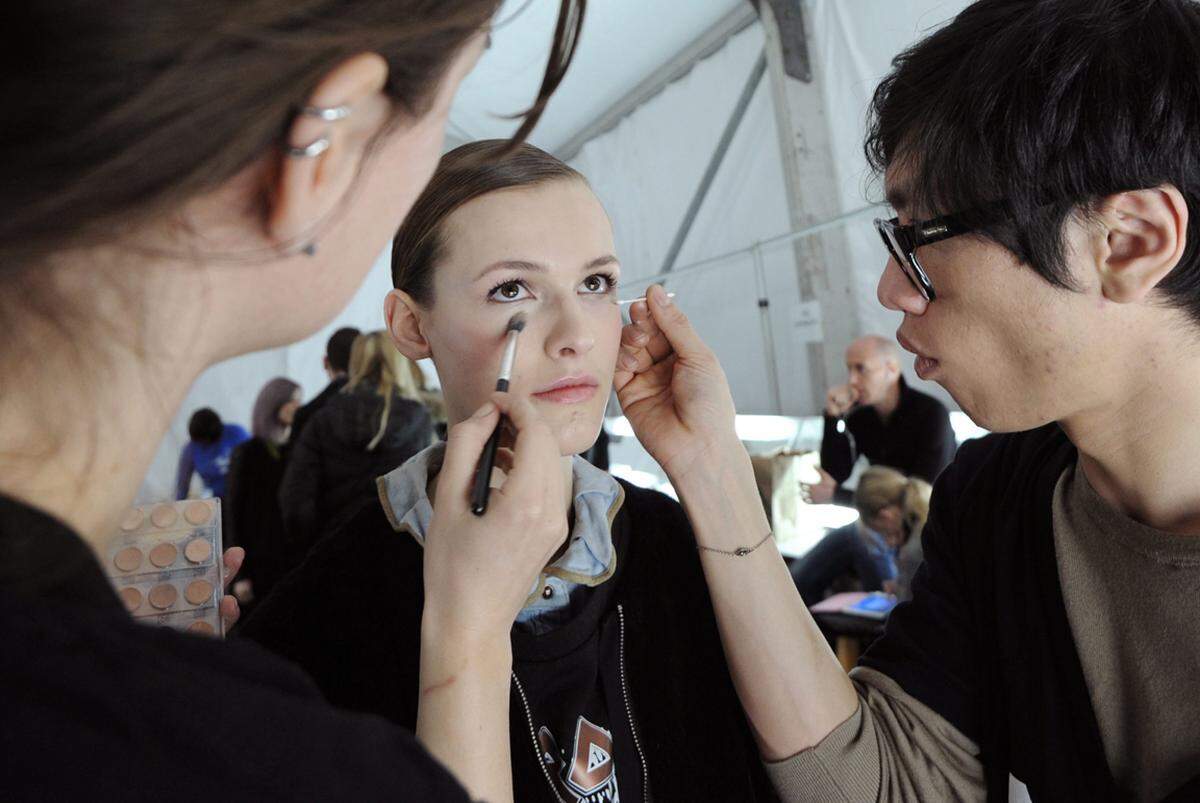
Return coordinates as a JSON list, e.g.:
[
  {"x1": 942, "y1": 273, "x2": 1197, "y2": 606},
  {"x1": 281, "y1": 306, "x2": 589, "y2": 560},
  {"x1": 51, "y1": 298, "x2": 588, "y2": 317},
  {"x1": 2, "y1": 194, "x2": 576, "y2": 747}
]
[
  {"x1": 0, "y1": 0, "x2": 586, "y2": 272},
  {"x1": 391, "y1": 139, "x2": 585, "y2": 305}
]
